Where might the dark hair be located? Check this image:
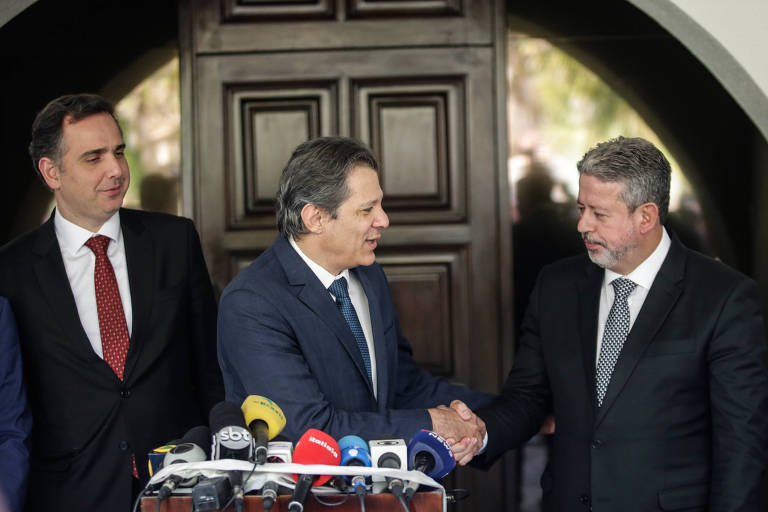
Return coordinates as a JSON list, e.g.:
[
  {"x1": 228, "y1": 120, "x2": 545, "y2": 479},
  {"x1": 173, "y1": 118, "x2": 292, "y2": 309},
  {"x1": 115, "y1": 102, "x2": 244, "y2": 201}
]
[
  {"x1": 28, "y1": 93, "x2": 120, "y2": 185},
  {"x1": 276, "y1": 137, "x2": 379, "y2": 239},
  {"x1": 577, "y1": 136, "x2": 671, "y2": 224}
]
